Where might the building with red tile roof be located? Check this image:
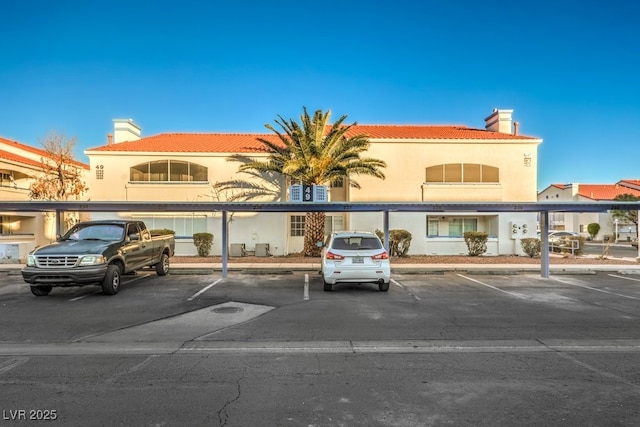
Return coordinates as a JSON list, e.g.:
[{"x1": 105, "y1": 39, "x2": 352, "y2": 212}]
[
  {"x1": 84, "y1": 110, "x2": 543, "y2": 256},
  {"x1": 538, "y1": 181, "x2": 640, "y2": 240},
  {"x1": 0, "y1": 136, "x2": 90, "y2": 260}
]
